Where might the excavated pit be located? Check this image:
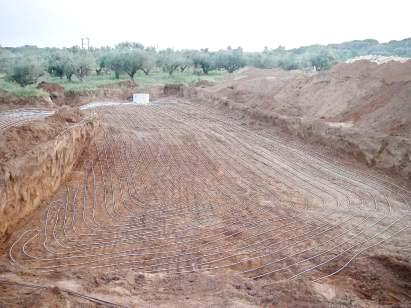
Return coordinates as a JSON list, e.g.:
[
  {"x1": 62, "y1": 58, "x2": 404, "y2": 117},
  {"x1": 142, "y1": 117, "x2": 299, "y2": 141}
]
[
  {"x1": 0, "y1": 61, "x2": 410, "y2": 306},
  {"x1": 0, "y1": 99, "x2": 410, "y2": 307}
]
